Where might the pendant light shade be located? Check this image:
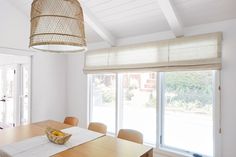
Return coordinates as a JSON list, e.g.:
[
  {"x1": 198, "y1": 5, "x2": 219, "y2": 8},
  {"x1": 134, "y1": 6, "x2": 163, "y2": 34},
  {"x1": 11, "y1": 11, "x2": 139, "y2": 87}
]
[{"x1": 29, "y1": 0, "x2": 87, "y2": 53}]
